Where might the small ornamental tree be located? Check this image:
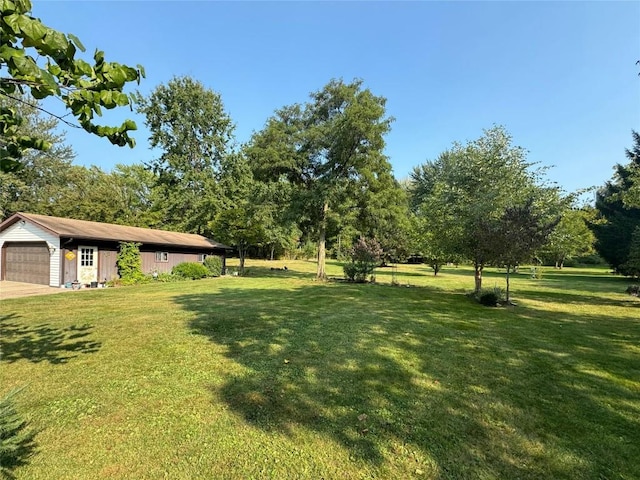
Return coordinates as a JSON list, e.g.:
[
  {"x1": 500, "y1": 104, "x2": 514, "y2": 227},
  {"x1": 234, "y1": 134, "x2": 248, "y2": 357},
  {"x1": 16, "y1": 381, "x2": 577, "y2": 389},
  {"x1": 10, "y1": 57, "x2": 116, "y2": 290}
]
[
  {"x1": 116, "y1": 242, "x2": 144, "y2": 284},
  {"x1": 343, "y1": 237, "x2": 382, "y2": 283}
]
